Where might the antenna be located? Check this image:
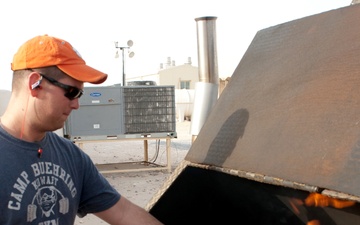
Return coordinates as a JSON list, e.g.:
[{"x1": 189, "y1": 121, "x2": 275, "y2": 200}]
[{"x1": 114, "y1": 40, "x2": 135, "y2": 86}]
